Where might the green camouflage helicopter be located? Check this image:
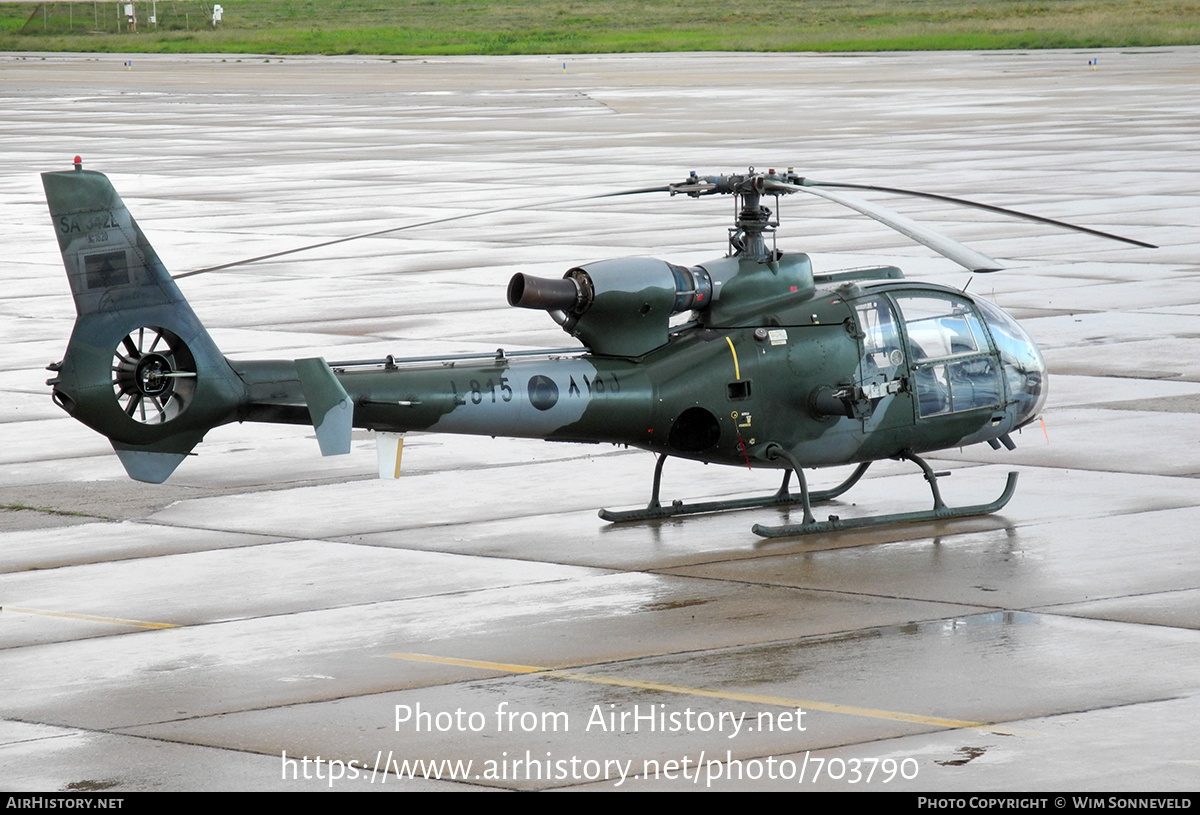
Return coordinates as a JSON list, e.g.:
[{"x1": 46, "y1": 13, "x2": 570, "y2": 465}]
[{"x1": 41, "y1": 161, "x2": 1152, "y2": 537}]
